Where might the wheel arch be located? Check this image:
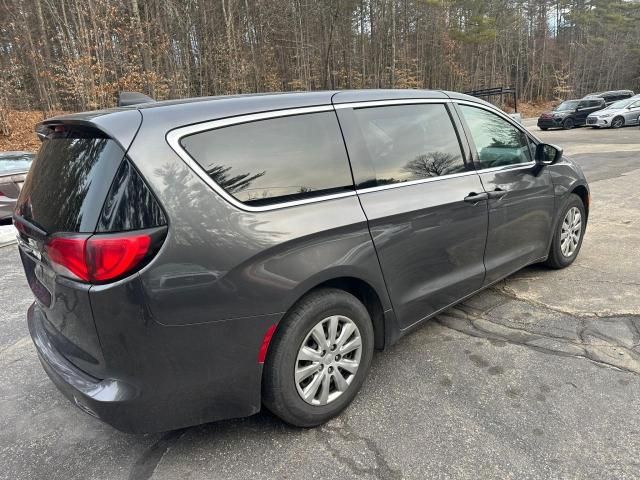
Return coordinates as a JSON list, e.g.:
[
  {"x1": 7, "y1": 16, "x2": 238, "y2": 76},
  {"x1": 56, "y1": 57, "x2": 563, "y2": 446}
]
[
  {"x1": 311, "y1": 277, "x2": 386, "y2": 350},
  {"x1": 545, "y1": 180, "x2": 590, "y2": 254},
  {"x1": 612, "y1": 115, "x2": 625, "y2": 127},
  {"x1": 279, "y1": 274, "x2": 389, "y2": 352},
  {"x1": 571, "y1": 184, "x2": 590, "y2": 220}
]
